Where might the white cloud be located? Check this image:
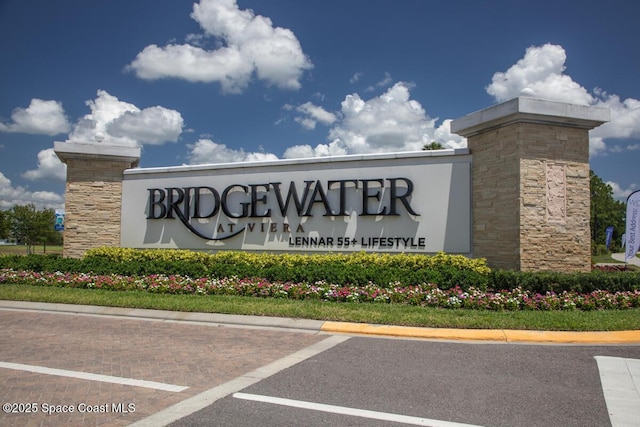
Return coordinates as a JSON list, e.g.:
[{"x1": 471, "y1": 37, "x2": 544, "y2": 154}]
[
  {"x1": 0, "y1": 171, "x2": 63, "y2": 210},
  {"x1": 186, "y1": 138, "x2": 278, "y2": 164},
  {"x1": 486, "y1": 44, "x2": 640, "y2": 157},
  {"x1": 108, "y1": 106, "x2": 184, "y2": 145},
  {"x1": 589, "y1": 137, "x2": 607, "y2": 156},
  {"x1": 365, "y1": 72, "x2": 394, "y2": 92},
  {"x1": 434, "y1": 119, "x2": 467, "y2": 149},
  {"x1": 294, "y1": 117, "x2": 317, "y2": 130},
  {"x1": 328, "y1": 82, "x2": 437, "y2": 154},
  {"x1": 18, "y1": 91, "x2": 183, "y2": 187},
  {"x1": 350, "y1": 72, "x2": 363, "y2": 84},
  {"x1": 292, "y1": 102, "x2": 338, "y2": 130},
  {"x1": 22, "y1": 148, "x2": 66, "y2": 182},
  {"x1": 486, "y1": 44, "x2": 593, "y2": 105},
  {"x1": 285, "y1": 82, "x2": 464, "y2": 159},
  {"x1": 297, "y1": 102, "x2": 337, "y2": 125},
  {"x1": 0, "y1": 99, "x2": 70, "y2": 135},
  {"x1": 67, "y1": 90, "x2": 183, "y2": 146},
  {"x1": 127, "y1": 44, "x2": 254, "y2": 93},
  {"x1": 606, "y1": 180, "x2": 638, "y2": 201},
  {"x1": 283, "y1": 140, "x2": 347, "y2": 159},
  {"x1": 127, "y1": 0, "x2": 312, "y2": 93},
  {"x1": 591, "y1": 91, "x2": 640, "y2": 142},
  {"x1": 185, "y1": 33, "x2": 207, "y2": 47}
]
